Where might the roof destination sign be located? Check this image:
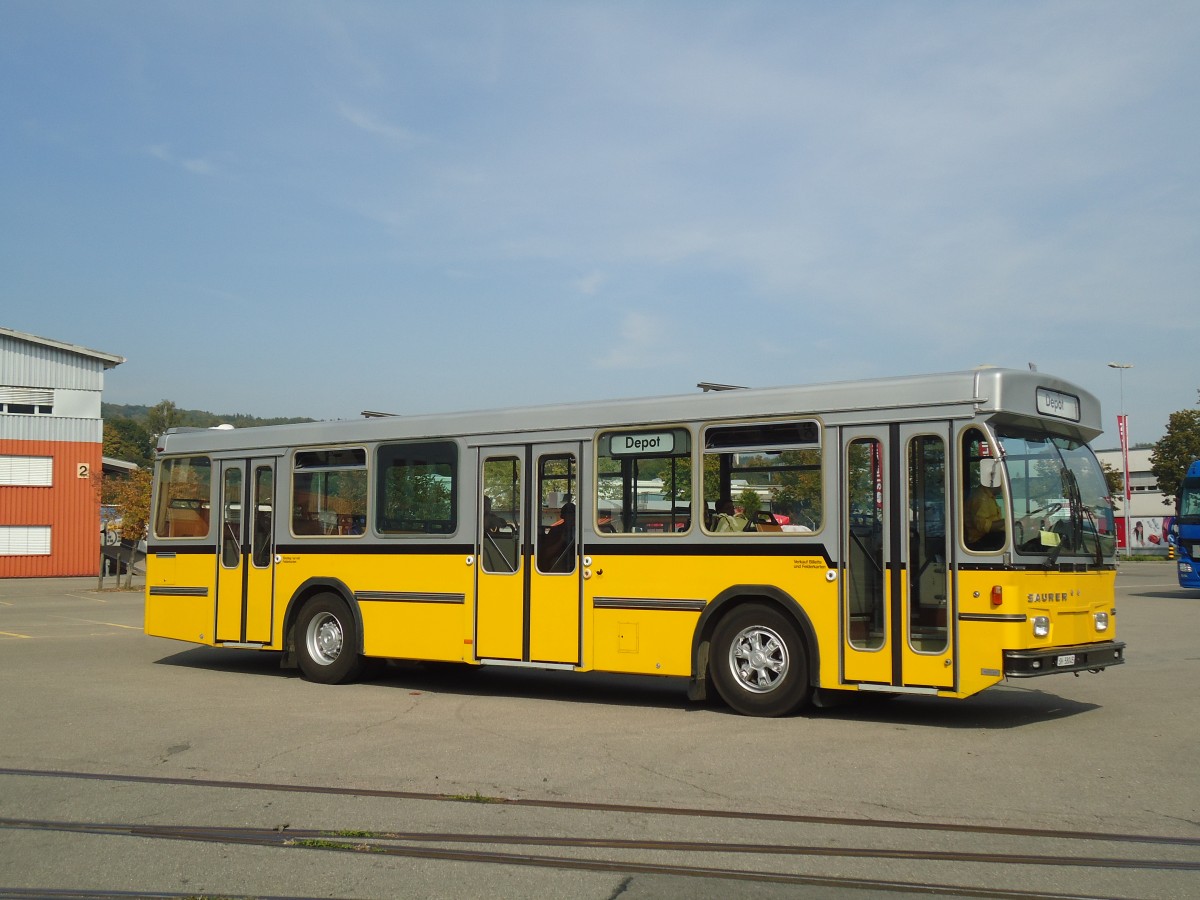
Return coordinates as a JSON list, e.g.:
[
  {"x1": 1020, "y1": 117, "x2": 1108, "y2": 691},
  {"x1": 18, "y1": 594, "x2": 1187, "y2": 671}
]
[
  {"x1": 609, "y1": 430, "x2": 677, "y2": 456},
  {"x1": 1035, "y1": 387, "x2": 1081, "y2": 422}
]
